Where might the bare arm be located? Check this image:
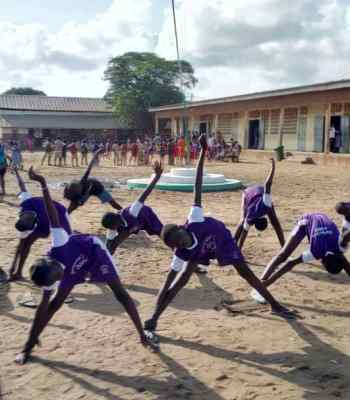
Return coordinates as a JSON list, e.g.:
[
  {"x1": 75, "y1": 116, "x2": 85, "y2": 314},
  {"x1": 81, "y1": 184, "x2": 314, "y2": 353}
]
[
  {"x1": 340, "y1": 231, "x2": 350, "y2": 250},
  {"x1": 268, "y1": 206, "x2": 285, "y2": 247},
  {"x1": 264, "y1": 158, "x2": 275, "y2": 194},
  {"x1": 342, "y1": 258, "x2": 350, "y2": 277},
  {"x1": 263, "y1": 256, "x2": 303, "y2": 287},
  {"x1": 137, "y1": 161, "x2": 163, "y2": 204},
  {"x1": 194, "y1": 135, "x2": 208, "y2": 207},
  {"x1": 81, "y1": 149, "x2": 102, "y2": 181},
  {"x1": 237, "y1": 228, "x2": 249, "y2": 250},
  {"x1": 106, "y1": 230, "x2": 131, "y2": 255},
  {"x1": 28, "y1": 167, "x2": 60, "y2": 228}
]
